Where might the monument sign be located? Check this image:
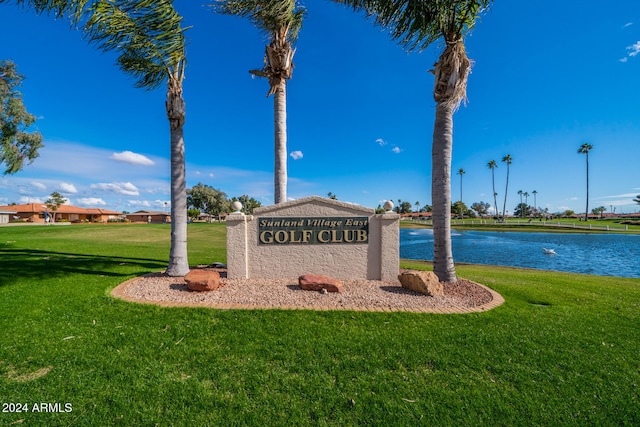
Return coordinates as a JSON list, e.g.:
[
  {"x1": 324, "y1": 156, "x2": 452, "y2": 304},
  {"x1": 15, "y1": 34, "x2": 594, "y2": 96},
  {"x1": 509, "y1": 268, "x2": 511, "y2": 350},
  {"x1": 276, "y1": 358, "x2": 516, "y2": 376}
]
[{"x1": 226, "y1": 196, "x2": 399, "y2": 281}]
